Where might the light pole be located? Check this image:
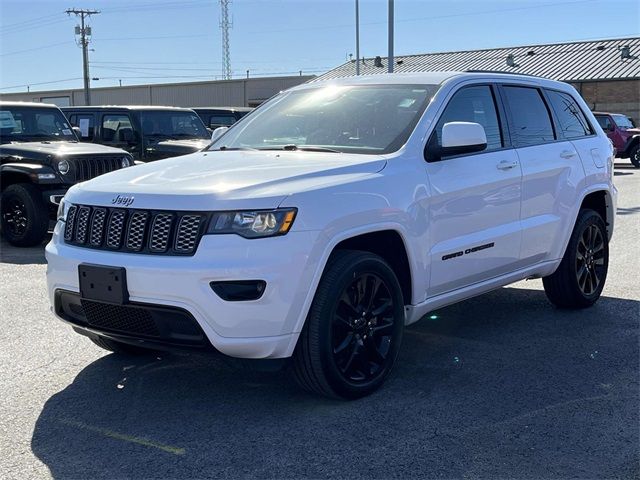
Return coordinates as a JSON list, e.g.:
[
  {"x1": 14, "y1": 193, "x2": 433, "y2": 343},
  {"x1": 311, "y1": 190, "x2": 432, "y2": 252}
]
[
  {"x1": 388, "y1": 0, "x2": 394, "y2": 73},
  {"x1": 355, "y1": 0, "x2": 360, "y2": 75}
]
